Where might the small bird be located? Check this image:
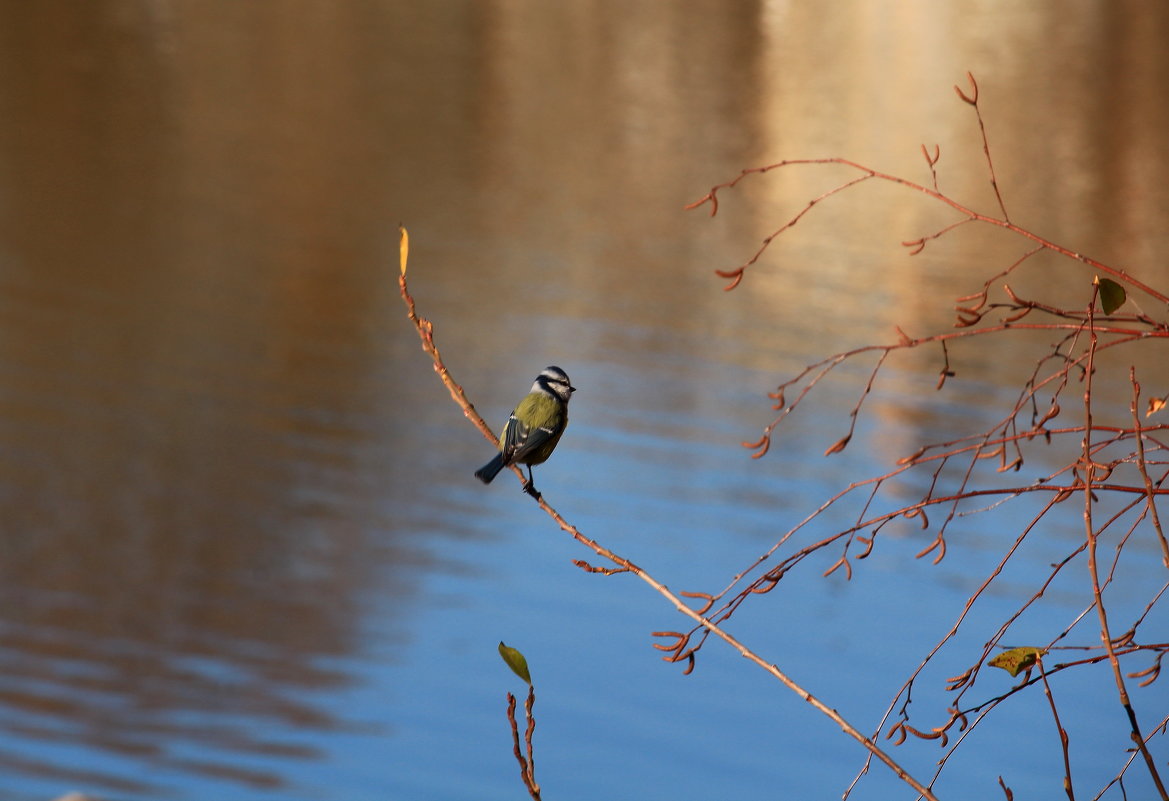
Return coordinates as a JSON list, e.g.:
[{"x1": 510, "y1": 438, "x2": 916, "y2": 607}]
[{"x1": 475, "y1": 366, "x2": 575, "y2": 498}]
